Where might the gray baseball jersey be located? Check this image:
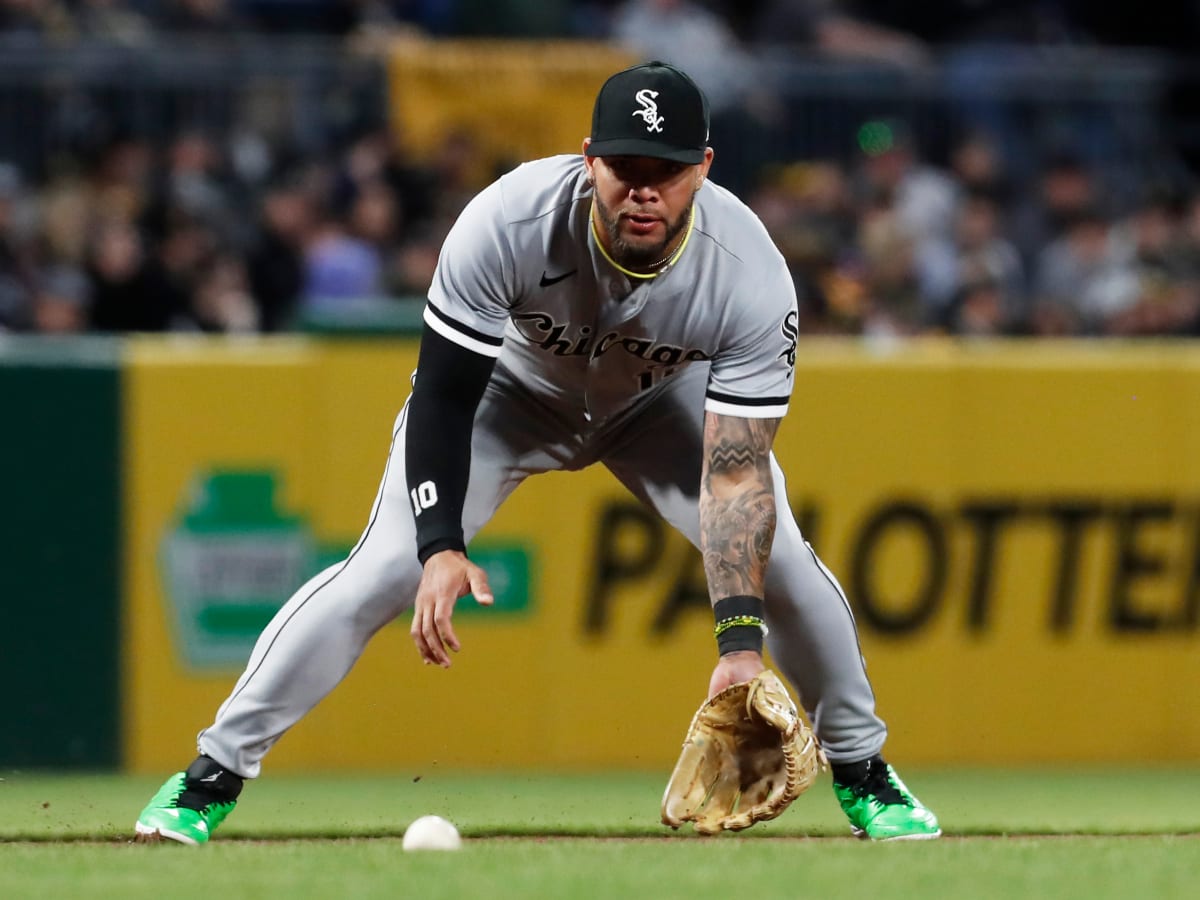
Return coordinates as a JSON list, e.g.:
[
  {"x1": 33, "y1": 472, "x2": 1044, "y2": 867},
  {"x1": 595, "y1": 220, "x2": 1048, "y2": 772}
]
[
  {"x1": 197, "y1": 155, "x2": 886, "y2": 780},
  {"x1": 424, "y1": 154, "x2": 799, "y2": 426}
]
